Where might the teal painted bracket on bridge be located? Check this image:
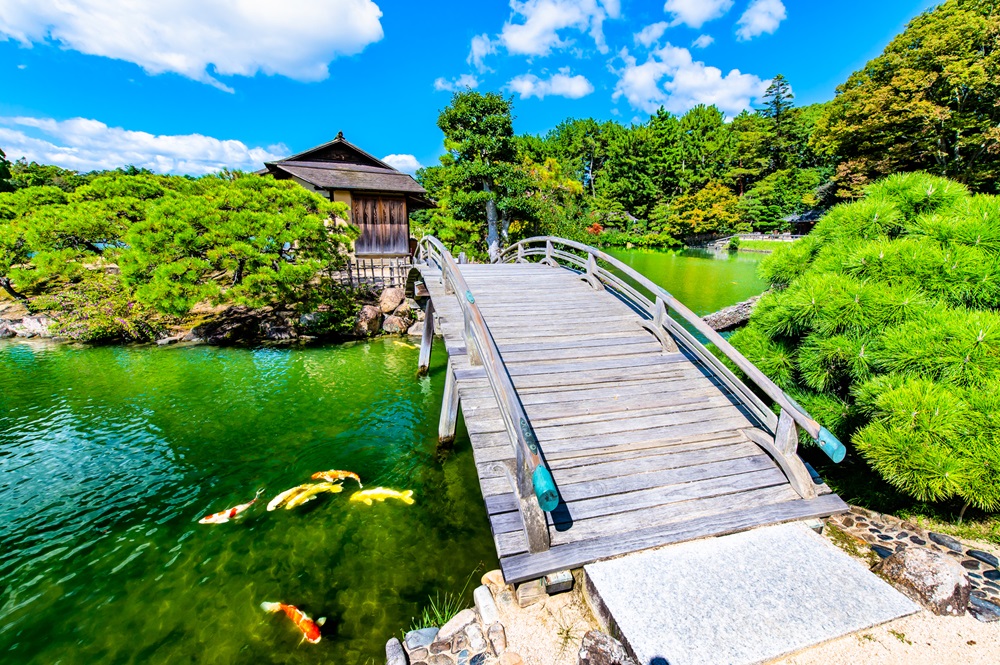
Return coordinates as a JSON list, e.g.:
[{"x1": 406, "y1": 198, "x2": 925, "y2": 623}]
[
  {"x1": 465, "y1": 290, "x2": 475, "y2": 303},
  {"x1": 533, "y1": 465, "x2": 560, "y2": 512},
  {"x1": 816, "y1": 427, "x2": 847, "y2": 463}
]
